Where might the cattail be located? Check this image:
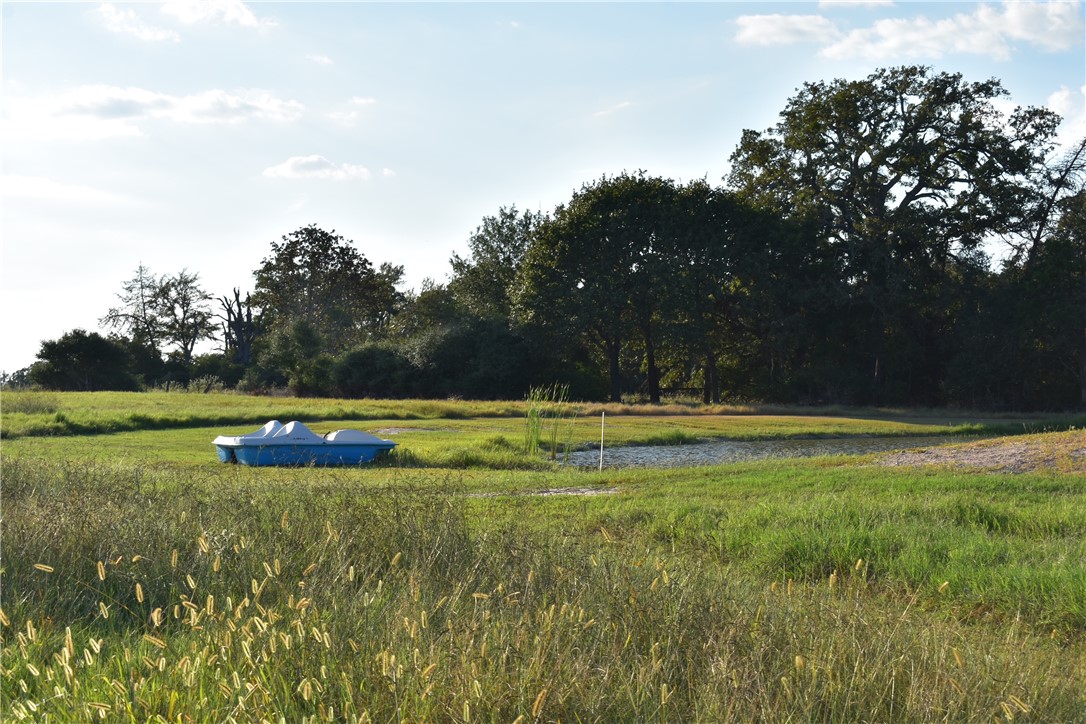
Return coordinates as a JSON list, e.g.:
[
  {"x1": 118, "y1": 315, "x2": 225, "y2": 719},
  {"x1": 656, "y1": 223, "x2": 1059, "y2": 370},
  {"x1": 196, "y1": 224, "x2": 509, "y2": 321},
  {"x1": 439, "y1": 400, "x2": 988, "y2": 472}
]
[
  {"x1": 135, "y1": 583, "x2": 144, "y2": 604},
  {"x1": 98, "y1": 601, "x2": 109, "y2": 619},
  {"x1": 795, "y1": 655, "x2": 806, "y2": 669},
  {"x1": 303, "y1": 563, "x2": 318, "y2": 576},
  {"x1": 939, "y1": 581, "x2": 950, "y2": 593},
  {"x1": 828, "y1": 570, "x2": 838, "y2": 589},
  {"x1": 952, "y1": 647, "x2": 964, "y2": 668},
  {"x1": 390, "y1": 552, "x2": 402, "y2": 567},
  {"x1": 96, "y1": 561, "x2": 106, "y2": 581},
  {"x1": 170, "y1": 550, "x2": 178, "y2": 568},
  {"x1": 854, "y1": 558, "x2": 864, "y2": 571},
  {"x1": 65, "y1": 627, "x2": 74, "y2": 658},
  {"x1": 280, "y1": 510, "x2": 289, "y2": 529},
  {"x1": 33, "y1": 563, "x2": 54, "y2": 573},
  {"x1": 0, "y1": 608, "x2": 8, "y2": 627},
  {"x1": 151, "y1": 608, "x2": 164, "y2": 627},
  {"x1": 213, "y1": 555, "x2": 221, "y2": 573}
]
